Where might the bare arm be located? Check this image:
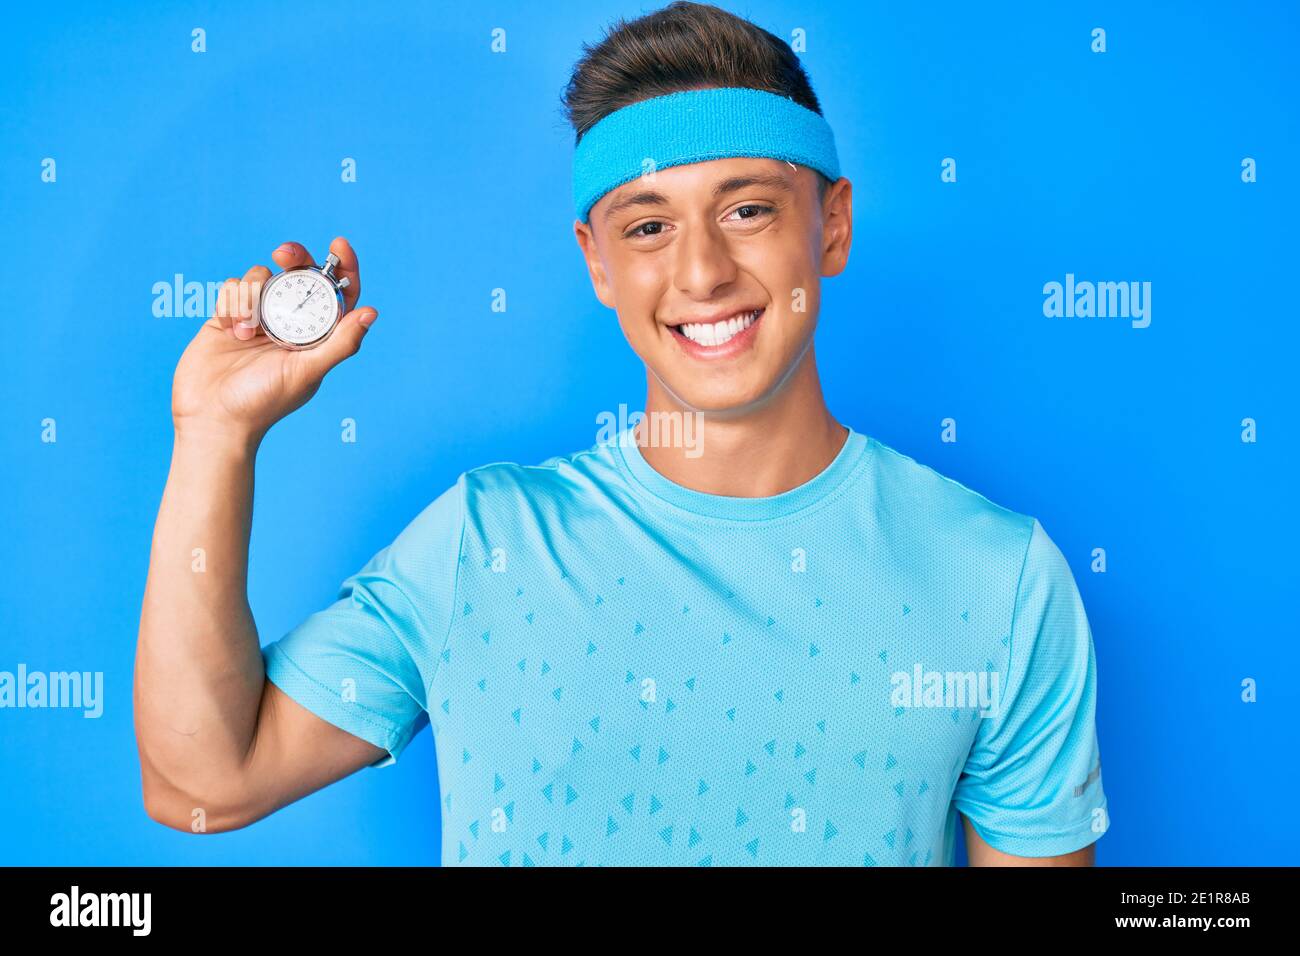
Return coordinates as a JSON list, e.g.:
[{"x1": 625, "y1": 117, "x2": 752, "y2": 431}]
[
  {"x1": 134, "y1": 237, "x2": 385, "y2": 833},
  {"x1": 962, "y1": 813, "x2": 1095, "y2": 866}
]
